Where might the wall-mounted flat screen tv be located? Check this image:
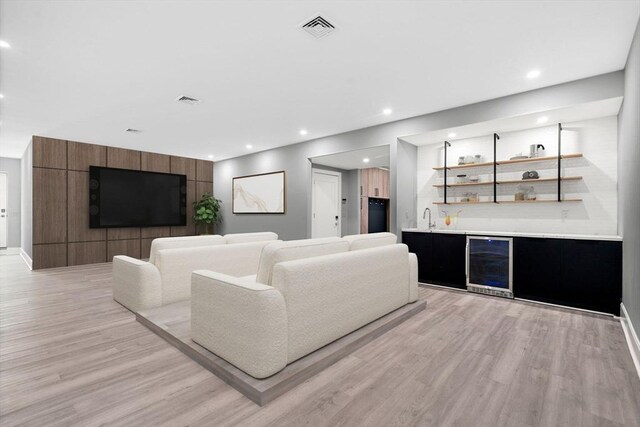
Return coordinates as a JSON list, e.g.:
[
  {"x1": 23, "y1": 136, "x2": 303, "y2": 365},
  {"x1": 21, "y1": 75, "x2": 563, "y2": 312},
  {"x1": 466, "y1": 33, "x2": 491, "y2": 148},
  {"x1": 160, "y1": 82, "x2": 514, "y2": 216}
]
[{"x1": 89, "y1": 166, "x2": 187, "y2": 228}]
